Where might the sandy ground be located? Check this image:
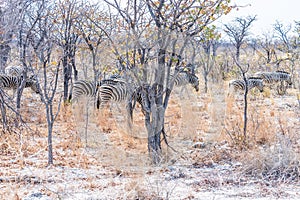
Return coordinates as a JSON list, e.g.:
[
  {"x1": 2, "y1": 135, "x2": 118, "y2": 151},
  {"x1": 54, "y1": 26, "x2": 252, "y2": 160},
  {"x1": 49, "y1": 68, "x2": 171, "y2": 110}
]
[{"x1": 1, "y1": 83, "x2": 300, "y2": 199}]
